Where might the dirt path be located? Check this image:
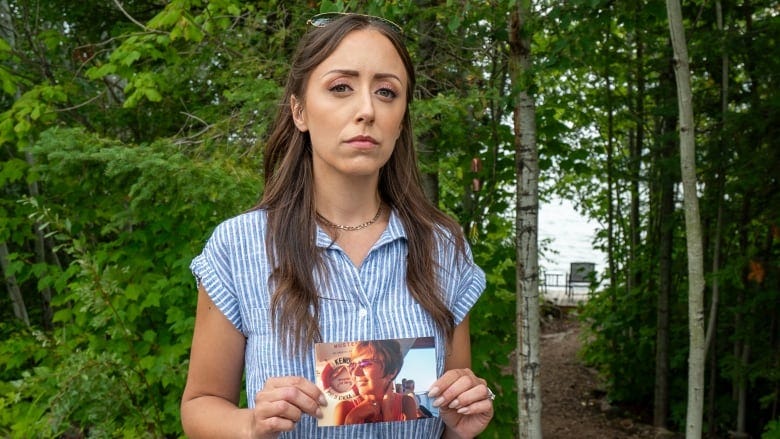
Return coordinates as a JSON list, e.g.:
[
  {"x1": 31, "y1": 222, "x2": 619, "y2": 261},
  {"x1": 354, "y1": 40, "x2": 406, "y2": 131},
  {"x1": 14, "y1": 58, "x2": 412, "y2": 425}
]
[{"x1": 540, "y1": 313, "x2": 659, "y2": 438}]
